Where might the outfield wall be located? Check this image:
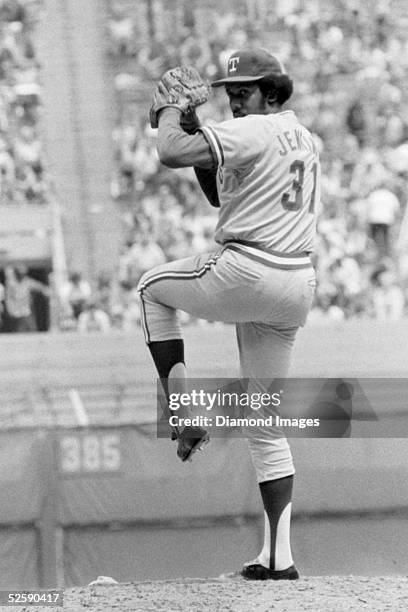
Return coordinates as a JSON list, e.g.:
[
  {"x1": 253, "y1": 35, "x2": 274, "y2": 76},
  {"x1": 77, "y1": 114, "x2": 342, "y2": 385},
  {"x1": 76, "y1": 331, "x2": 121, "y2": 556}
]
[
  {"x1": 1, "y1": 319, "x2": 408, "y2": 387},
  {"x1": 2, "y1": 424, "x2": 408, "y2": 587},
  {"x1": 0, "y1": 321, "x2": 408, "y2": 586}
]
